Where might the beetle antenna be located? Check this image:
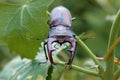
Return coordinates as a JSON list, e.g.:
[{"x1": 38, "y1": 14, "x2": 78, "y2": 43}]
[{"x1": 72, "y1": 17, "x2": 76, "y2": 21}]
